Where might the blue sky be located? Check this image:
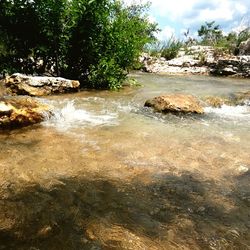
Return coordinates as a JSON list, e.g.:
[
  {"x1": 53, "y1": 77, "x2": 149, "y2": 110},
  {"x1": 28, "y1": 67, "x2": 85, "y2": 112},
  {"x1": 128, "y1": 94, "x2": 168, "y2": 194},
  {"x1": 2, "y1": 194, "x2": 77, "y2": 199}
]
[{"x1": 124, "y1": 0, "x2": 250, "y2": 40}]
